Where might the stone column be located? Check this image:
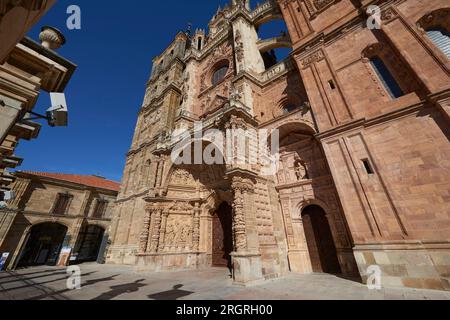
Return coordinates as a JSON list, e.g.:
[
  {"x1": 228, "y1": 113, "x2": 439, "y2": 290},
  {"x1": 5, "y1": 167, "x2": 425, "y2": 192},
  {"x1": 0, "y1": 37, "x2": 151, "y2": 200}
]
[
  {"x1": 229, "y1": 173, "x2": 264, "y2": 285},
  {"x1": 192, "y1": 203, "x2": 201, "y2": 252},
  {"x1": 231, "y1": 181, "x2": 248, "y2": 252}
]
